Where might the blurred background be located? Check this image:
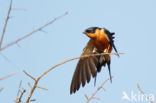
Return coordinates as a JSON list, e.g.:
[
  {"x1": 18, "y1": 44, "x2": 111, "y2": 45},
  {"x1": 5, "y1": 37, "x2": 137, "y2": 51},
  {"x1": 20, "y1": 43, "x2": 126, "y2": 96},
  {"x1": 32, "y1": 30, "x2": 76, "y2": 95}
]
[{"x1": 0, "y1": 0, "x2": 155, "y2": 103}]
